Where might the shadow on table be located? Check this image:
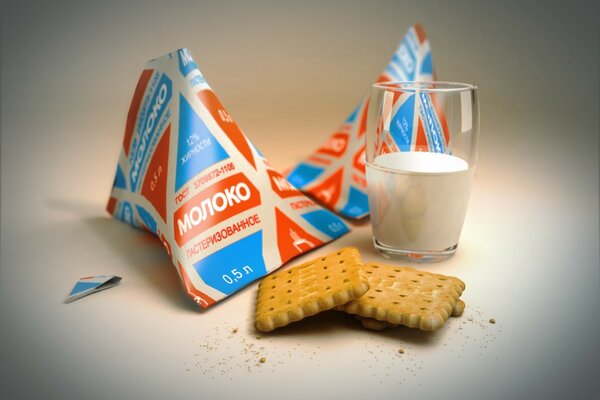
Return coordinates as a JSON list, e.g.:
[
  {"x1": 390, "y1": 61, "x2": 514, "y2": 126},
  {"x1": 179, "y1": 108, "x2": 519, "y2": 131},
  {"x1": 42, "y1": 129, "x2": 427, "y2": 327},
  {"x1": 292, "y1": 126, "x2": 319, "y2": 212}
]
[
  {"x1": 84, "y1": 215, "x2": 200, "y2": 312},
  {"x1": 252, "y1": 309, "x2": 444, "y2": 346},
  {"x1": 46, "y1": 197, "x2": 199, "y2": 312}
]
